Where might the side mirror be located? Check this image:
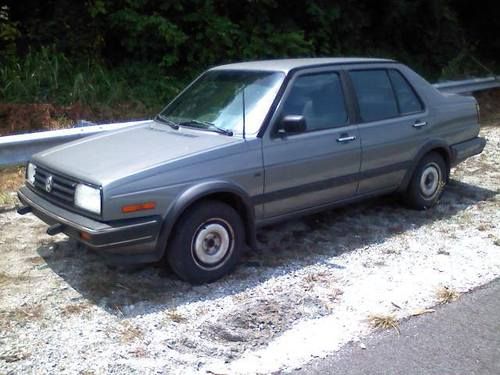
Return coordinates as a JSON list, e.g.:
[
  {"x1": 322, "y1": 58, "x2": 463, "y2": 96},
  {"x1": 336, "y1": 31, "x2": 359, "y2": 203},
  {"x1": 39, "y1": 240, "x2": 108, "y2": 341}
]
[{"x1": 278, "y1": 115, "x2": 306, "y2": 135}]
